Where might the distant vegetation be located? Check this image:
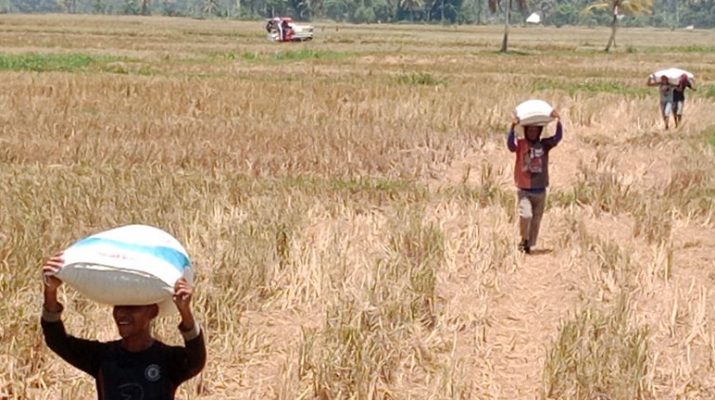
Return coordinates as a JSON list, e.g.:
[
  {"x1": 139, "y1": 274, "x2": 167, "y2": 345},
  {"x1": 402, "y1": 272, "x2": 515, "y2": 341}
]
[
  {"x1": 2, "y1": 0, "x2": 714, "y2": 27},
  {"x1": 0, "y1": 53, "x2": 118, "y2": 71}
]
